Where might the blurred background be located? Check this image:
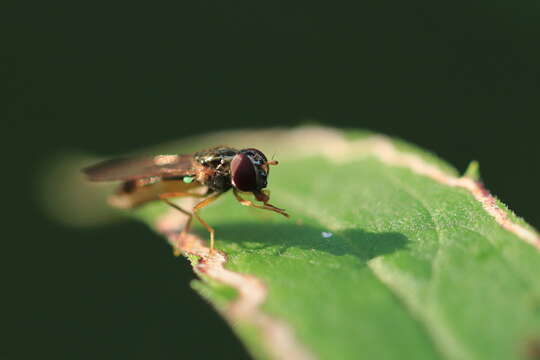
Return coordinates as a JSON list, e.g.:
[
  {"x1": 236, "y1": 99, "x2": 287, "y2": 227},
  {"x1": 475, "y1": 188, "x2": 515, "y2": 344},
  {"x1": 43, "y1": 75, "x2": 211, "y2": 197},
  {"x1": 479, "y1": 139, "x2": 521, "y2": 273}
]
[{"x1": 2, "y1": 1, "x2": 539, "y2": 359}]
